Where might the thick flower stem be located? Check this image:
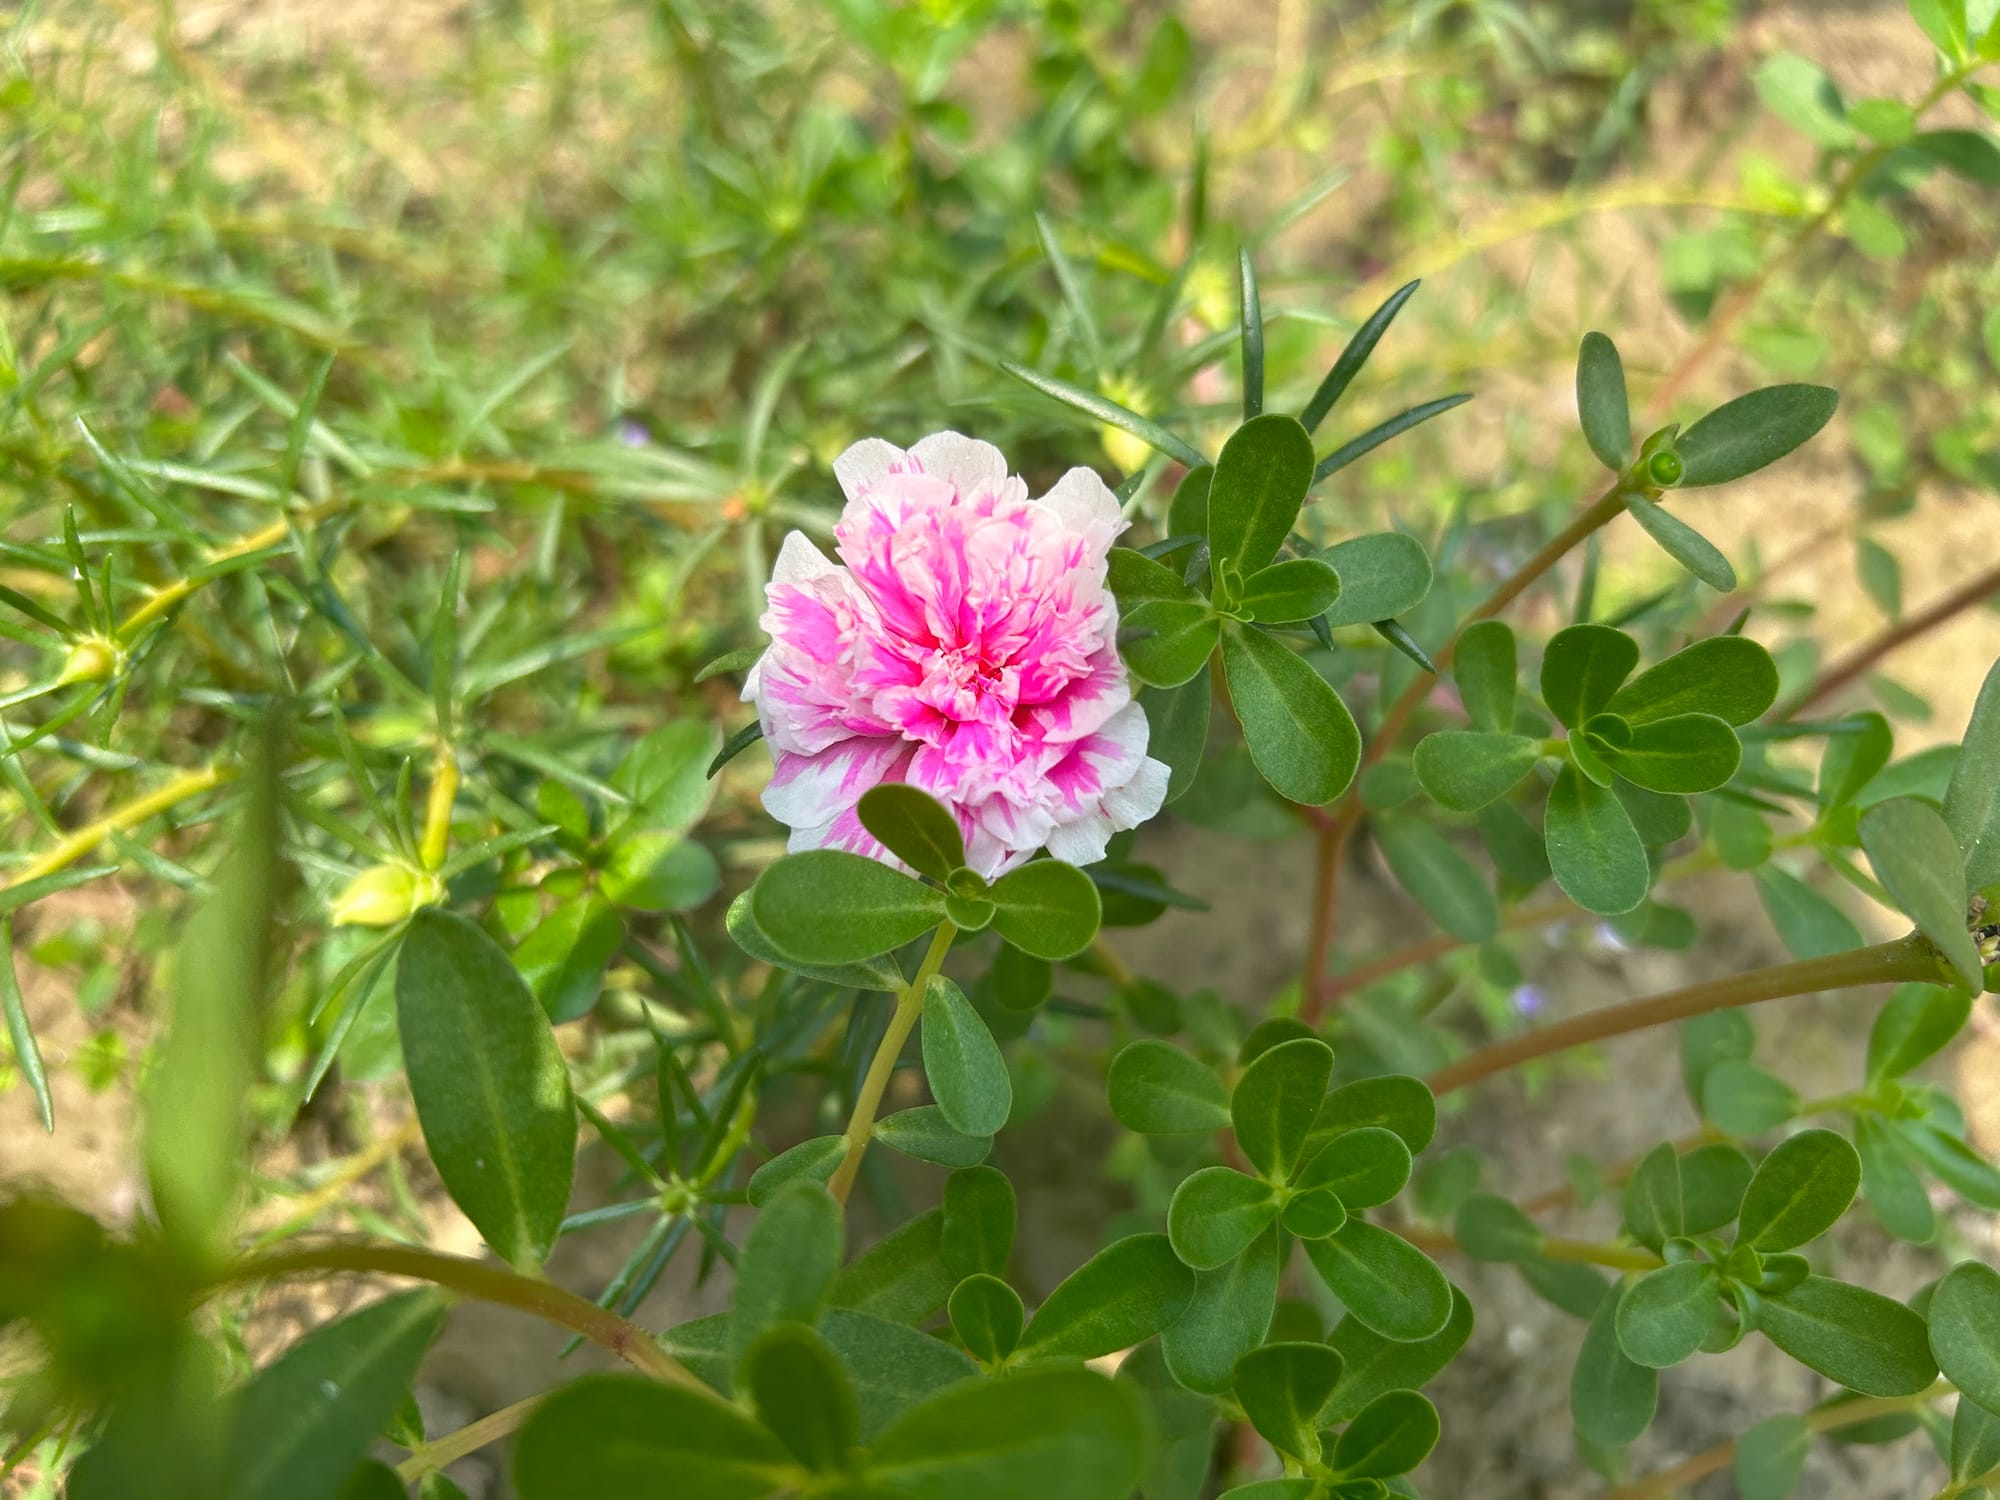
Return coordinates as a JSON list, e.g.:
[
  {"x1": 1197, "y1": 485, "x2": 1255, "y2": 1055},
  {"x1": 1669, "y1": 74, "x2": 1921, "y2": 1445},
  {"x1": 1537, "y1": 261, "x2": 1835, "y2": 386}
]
[
  {"x1": 828, "y1": 921, "x2": 958, "y2": 1204},
  {"x1": 1302, "y1": 483, "x2": 1629, "y2": 1019},
  {"x1": 1425, "y1": 935, "x2": 1943, "y2": 1097},
  {"x1": 217, "y1": 1241, "x2": 698, "y2": 1385}
]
